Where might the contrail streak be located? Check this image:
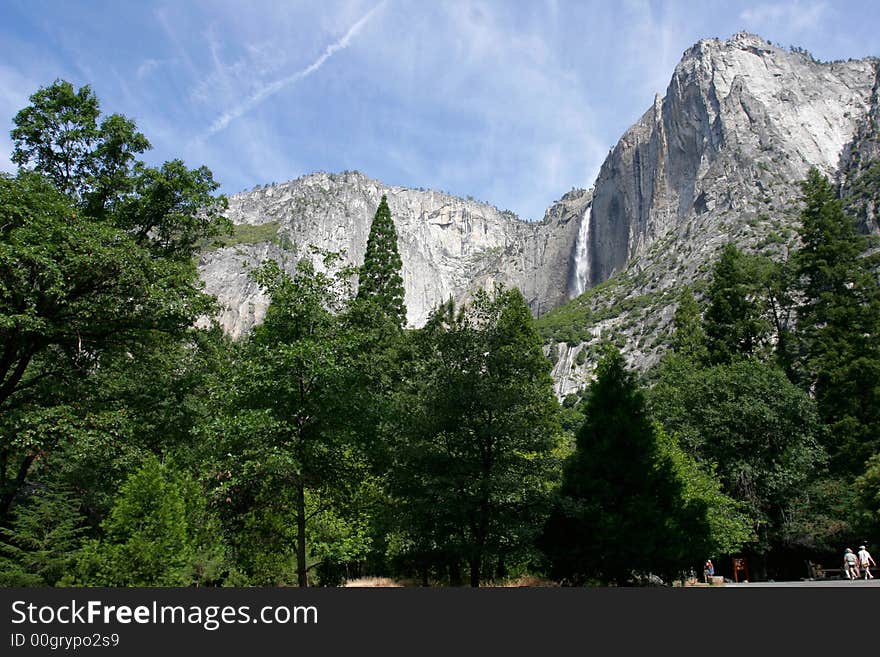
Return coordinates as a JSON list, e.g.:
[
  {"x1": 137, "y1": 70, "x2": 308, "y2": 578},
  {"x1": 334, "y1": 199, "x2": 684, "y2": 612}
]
[{"x1": 203, "y1": 2, "x2": 385, "y2": 138}]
